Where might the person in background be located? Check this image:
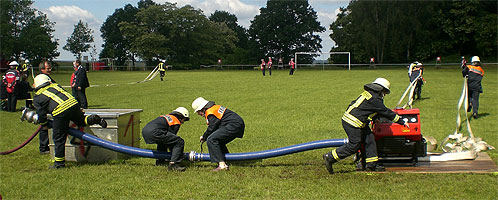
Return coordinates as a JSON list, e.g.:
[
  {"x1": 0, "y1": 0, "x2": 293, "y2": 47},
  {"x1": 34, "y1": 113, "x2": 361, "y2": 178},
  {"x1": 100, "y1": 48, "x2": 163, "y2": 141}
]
[
  {"x1": 142, "y1": 107, "x2": 189, "y2": 171},
  {"x1": 322, "y1": 78, "x2": 409, "y2": 174},
  {"x1": 2, "y1": 61, "x2": 20, "y2": 112},
  {"x1": 267, "y1": 57, "x2": 272, "y2": 76},
  {"x1": 260, "y1": 59, "x2": 266, "y2": 76},
  {"x1": 409, "y1": 62, "x2": 424, "y2": 100},
  {"x1": 17, "y1": 60, "x2": 33, "y2": 109},
  {"x1": 37, "y1": 60, "x2": 56, "y2": 154},
  {"x1": 462, "y1": 56, "x2": 484, "y2": 119},
  {"x1": 72, "y1": 59, "x2": 89, "y2": 109},
  {"x1": 192, "y1": 97, "x2": 245, "y2": 172},
  {"x1": 158, "y1": 60, "x2": 166, "y2": 81},
  {"x1": 460, "y1": 56, "x2": 467, "y2": 69},
  {"x1": 32, "y1": 74, "x2": 107, "y2": 169},
  {"x1": 289, "y1": 58, "x2": 295, "y2": 75}
]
